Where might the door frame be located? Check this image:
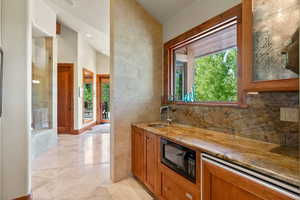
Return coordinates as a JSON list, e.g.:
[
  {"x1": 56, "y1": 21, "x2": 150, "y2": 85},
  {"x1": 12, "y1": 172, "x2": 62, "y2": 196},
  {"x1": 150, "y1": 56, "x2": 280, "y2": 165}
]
[
  {"x1": 96, "y1": 74, "x2": 110, "y2": 124},
  {"x1": 57, "y1": 63, "x2": 74, "y2": 133}
]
